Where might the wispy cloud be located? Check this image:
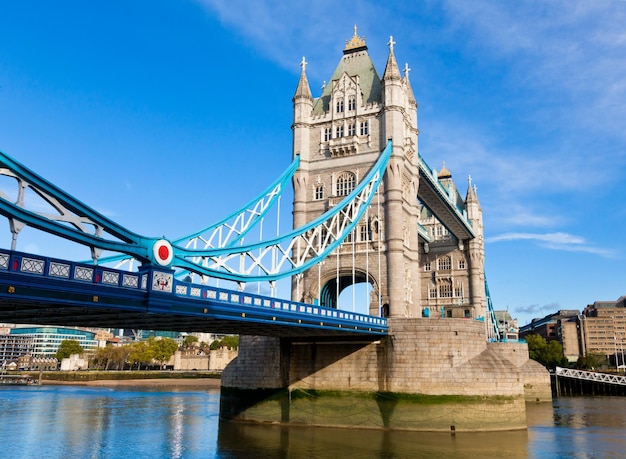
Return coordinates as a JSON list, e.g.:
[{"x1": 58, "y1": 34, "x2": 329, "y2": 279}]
[
  {"x1": 514, "y1": 302, "x2": 561, "y2": 318},
  {"x1": 441, "y1": 0, "x2": 626, "y2": 141},
  {"x1": 489, "y1": 204, "x2": 564, "y2": 228},
  {"x1": 196, "y1": 0, "x2": 390, "y2": 79},
  {"x1": 486, "y1": 231, "x2": 617, "y2": 258},
  {"x1": 487, "y1": 232, "x2": 584, "y2": 244}
]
